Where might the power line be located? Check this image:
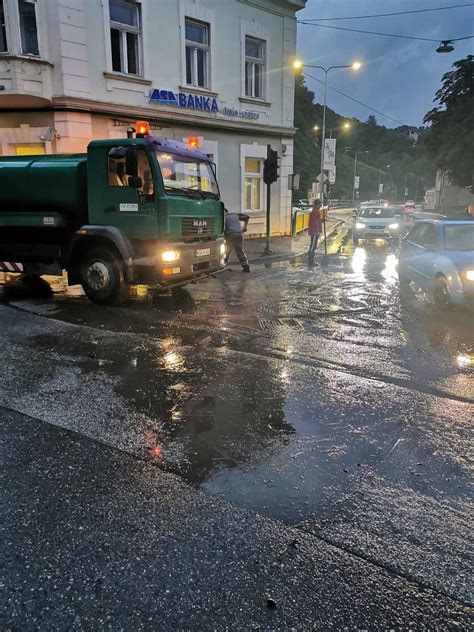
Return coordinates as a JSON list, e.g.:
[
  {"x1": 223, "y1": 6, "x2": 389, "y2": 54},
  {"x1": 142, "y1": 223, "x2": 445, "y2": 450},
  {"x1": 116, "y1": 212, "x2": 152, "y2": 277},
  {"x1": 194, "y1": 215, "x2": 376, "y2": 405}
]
[
  {"x1": 301, "y1": 3, "x2": 474, "y2": 22},
  {"x1": 298, "y1": 21, "x2": 474, "y2": 43},
  {"x1": 302, "y1": 71, "x2": 406, "y2": 126}
]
